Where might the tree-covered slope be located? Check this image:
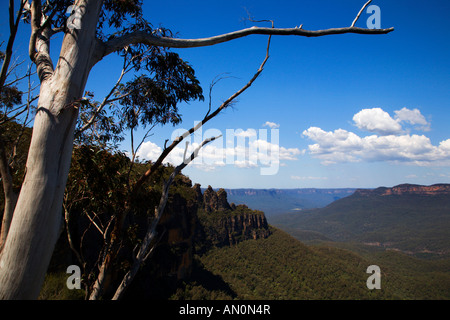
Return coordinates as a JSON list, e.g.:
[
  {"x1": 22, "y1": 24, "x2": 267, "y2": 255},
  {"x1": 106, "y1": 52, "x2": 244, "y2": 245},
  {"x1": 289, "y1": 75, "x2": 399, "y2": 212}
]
[
  {"x1": 191, "y1": 228, "x2": 450, "y2": 300},
  {"x1": 271, "y1": 184, "x2": 450, "y2": 258}
]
